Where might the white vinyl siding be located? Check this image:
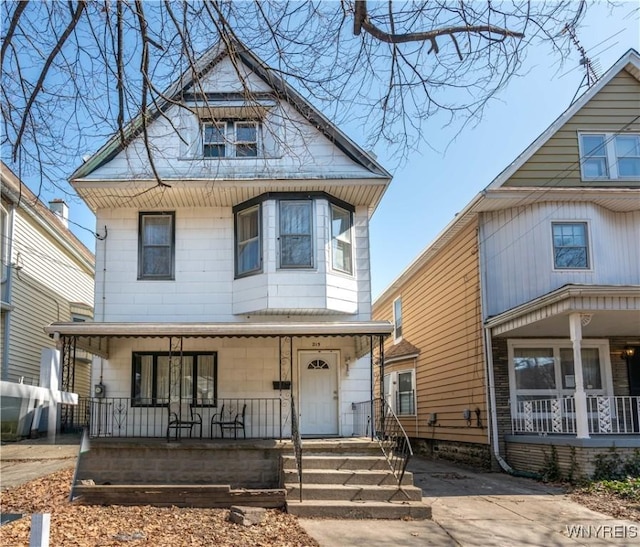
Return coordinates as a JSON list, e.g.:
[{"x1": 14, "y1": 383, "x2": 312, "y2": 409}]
[{"x1": 482, "y1": 203, "x2": 640, "y2": 318}]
